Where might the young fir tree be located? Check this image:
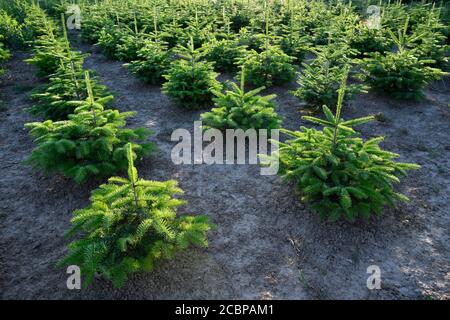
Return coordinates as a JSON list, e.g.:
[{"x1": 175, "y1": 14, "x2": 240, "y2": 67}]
[
  {"x1": 305, "y1": 1, "x2": 340, "y2": 46},
  {"x1": 79, "y1": 8, "x2": 112, "y2": 44},
  {"x1": 0, "y1": 36, "x2": 10, "y2": 76},
  {"x1": 0, "y1": 9, "x2": 24, "y2": 48},
  {"x1": 409, "y1": 12, "x2": 449, "y2": 71},
  {"x1": 21, "y1": 2, "x2": 57, "y2": 44},
  {"x1": 237, "y1": 43, "x2": 297, "y2": 88},
  {"x1": 292, "y1": 51, "x2": 367, "y2": 108},
  {"x1": 25, "y1": 17, "x2": 71, "y2": 77},
  {"x1": 237, "y1": 3, "x2": 296, "y2": 88},
  {"x1": 29, "y1": 59, "x2": 111, "y2": 120},
  {"x1": 270, "y1": 72, "x2": 420, "y2": 221},
  {"x1": 203, "y1": 37, "x2": 247, "y2": 73},
  {"x1": 125, "y1": 39, "x2": 171, "y2": 85},
  {"x1": 201, "y1": 66, "x2": 282, "y2": 131},
  {"x1": 237, "y1": 26, "x2": 267, "y2": 53},
  {"x1": 179, "y1": 8, "x2": 211, "y2": 49},
  {"x1": 276, "y1": 5, "x2": 311, "y2": 64},
  {"x1": 97, "y1": 20, "x2": 130, "y2": 60},
  {"x1": 160, "y1": 15, "x2": 185, "y2": 49},
  {"x1": 162, "y1": 37, "x2": 221, "y2": 109},
  {"x1": 115, "y1": 15, "x2": 150, "y2": 63},
  {"x1": 359, "y1": 18, "x2": 447, "y2": 100},
  {"x1": 349, "y1": 21, "x2": 390, "y2": 58},
  {"x1": 313, "y1": 41, "x2": 359, "y2": 68},
  {"x1": 229, "y1": 3, "x2": 251, "y2": 32},
  {"x1": 202, "y1": 8, "x2": 247, "y2": 73},
  {"x1": 213, "y1": 6, "x2": 234, "y2": 41},
  {"x1": 124, "y1": 16, "x2": 172, "y2": 85},
  {"x1": 58, "y1": 143, "x2": 213, "y2": 288},
  {"x1": 25, "y1": 71, "x2": 154, "y2": 184},
  {"x1": 29, "y1": 17, "x2": 110, "y2": 120}
]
